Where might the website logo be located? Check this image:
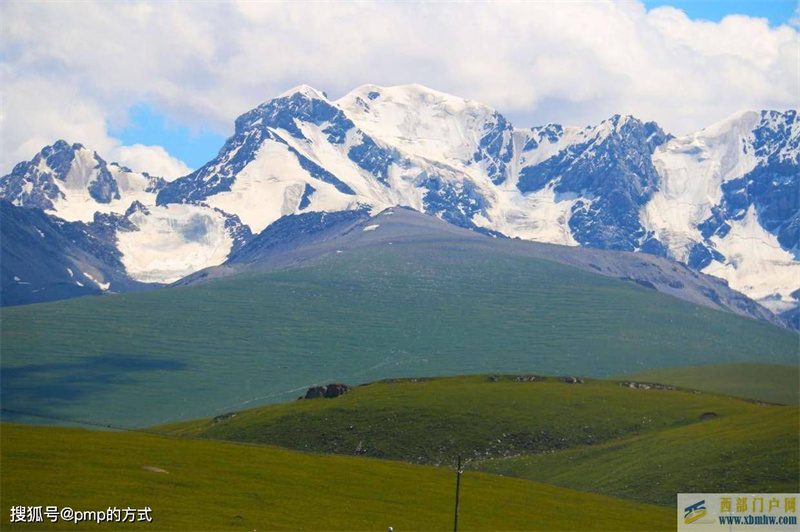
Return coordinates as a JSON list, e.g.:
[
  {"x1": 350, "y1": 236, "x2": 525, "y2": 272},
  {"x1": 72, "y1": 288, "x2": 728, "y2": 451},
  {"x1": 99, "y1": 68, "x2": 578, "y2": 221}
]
[
  {"x1": 684, "y1": 500, "x2": 708, "y2": 525},
  {"x1": 678, "y1": 493, "x2": 798, "y2": 531}
]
